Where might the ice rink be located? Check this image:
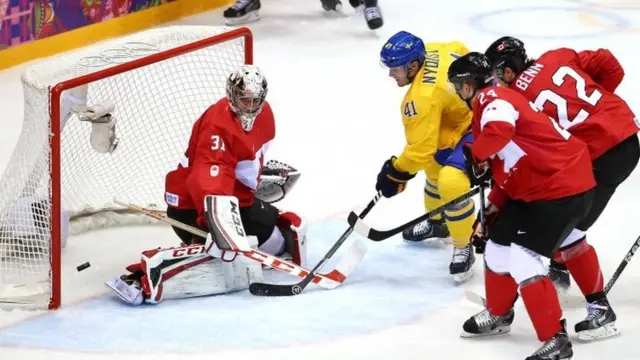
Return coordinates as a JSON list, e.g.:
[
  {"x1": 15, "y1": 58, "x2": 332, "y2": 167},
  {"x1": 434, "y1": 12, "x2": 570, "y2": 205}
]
[{"x1": 1, "y1": 0, "x2": 639, "y2": 359}]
